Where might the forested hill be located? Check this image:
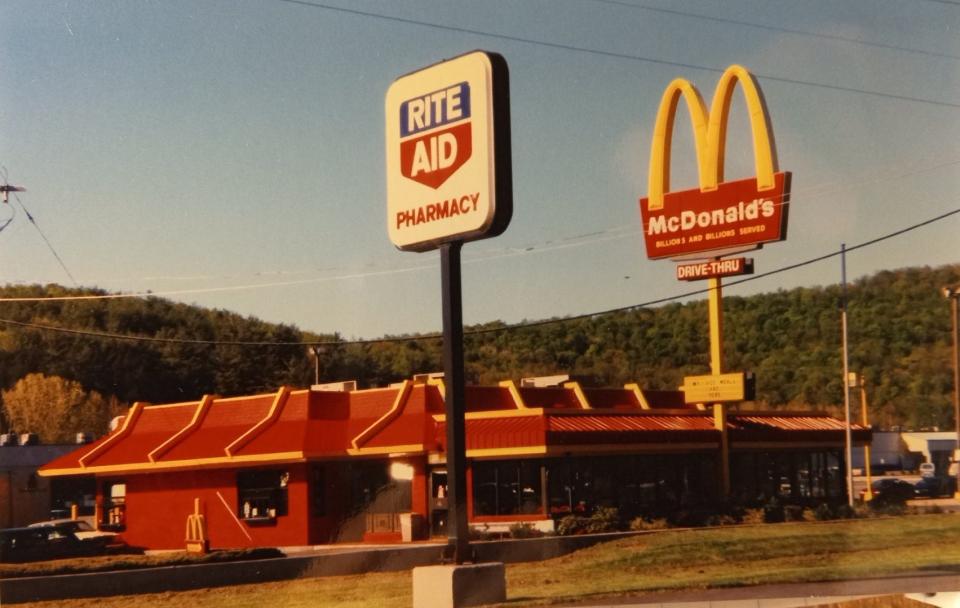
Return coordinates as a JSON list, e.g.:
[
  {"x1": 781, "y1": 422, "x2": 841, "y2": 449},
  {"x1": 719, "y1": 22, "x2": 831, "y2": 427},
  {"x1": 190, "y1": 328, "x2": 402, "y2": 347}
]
[{"x1": 1, "y1": 263, "x2": 958, "y2": 437}]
